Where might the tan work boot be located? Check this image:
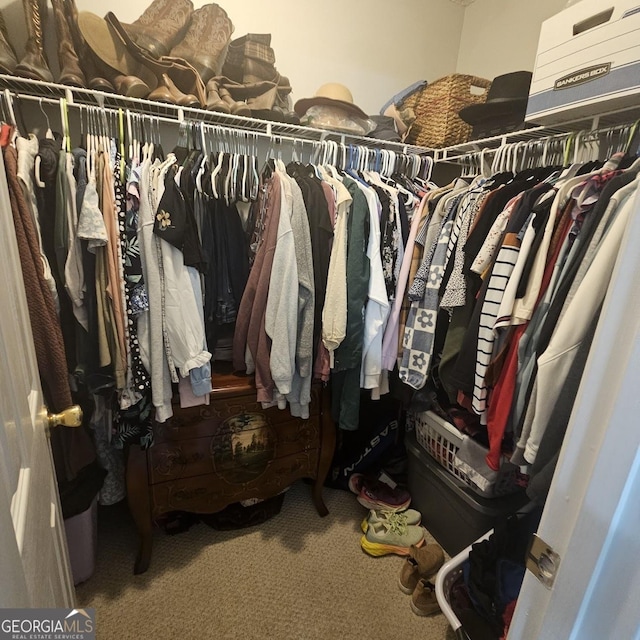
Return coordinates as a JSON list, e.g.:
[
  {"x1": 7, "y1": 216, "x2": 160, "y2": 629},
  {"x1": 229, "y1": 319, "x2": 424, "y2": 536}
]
[
  {"x1": 15, "y1": 0, "x2": 53, "y2": 82},
  {"x1": 170, "y1": 3, "x2": 234, "y2": 84},
  {"x1": 0, "y1": 11, "x2": 18, "y2": 75},
  {"x1": 399, "y1": 543, "x2": 445, "y2": 594},
  {"x1": 50, "y1": 0, "x2": 85, "y2": 87},
  {"x1": 411, "y1": 543, "x2": 445, "y2": 578},
  {"x1": 122, "y1": 0, "x2": 194, "y2": 58},
  {"x1": 410, "y1": 579, "x2": 440, "y2": 616}
]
